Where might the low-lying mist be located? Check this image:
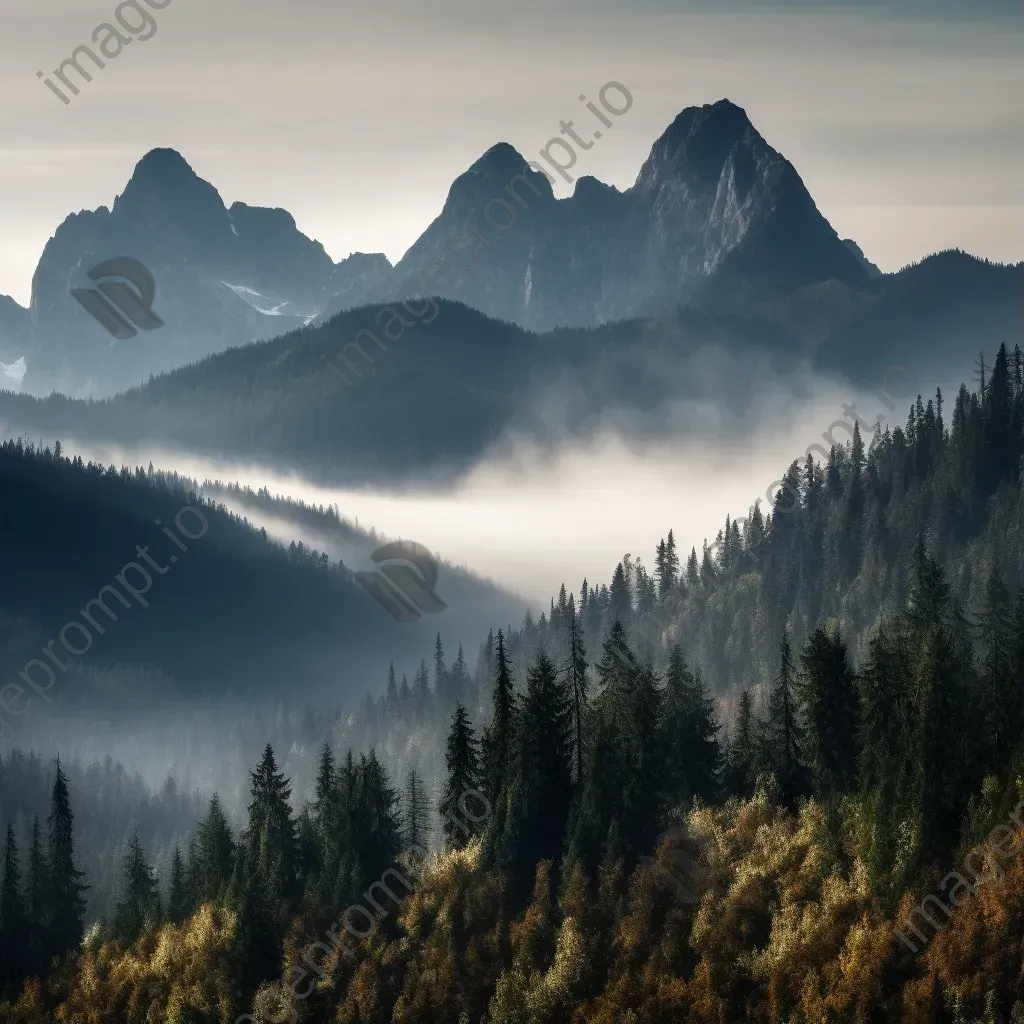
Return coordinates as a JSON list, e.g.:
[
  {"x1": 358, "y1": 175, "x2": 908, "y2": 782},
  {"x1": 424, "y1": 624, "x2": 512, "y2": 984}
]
[{"x1": 5, "y1": 364, "x2": 904, "y2": 602}]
